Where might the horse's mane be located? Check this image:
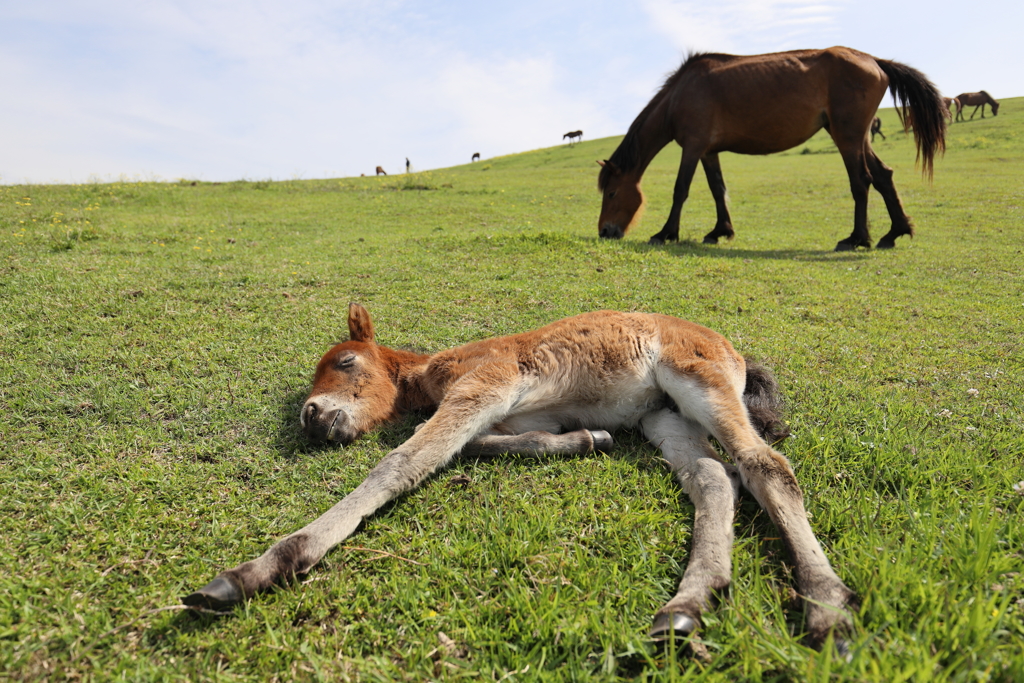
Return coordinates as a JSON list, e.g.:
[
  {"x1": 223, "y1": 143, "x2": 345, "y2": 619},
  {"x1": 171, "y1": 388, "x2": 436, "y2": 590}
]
[{"x1": 598, "y1": 52, "x2": 729, "y2": 190}]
